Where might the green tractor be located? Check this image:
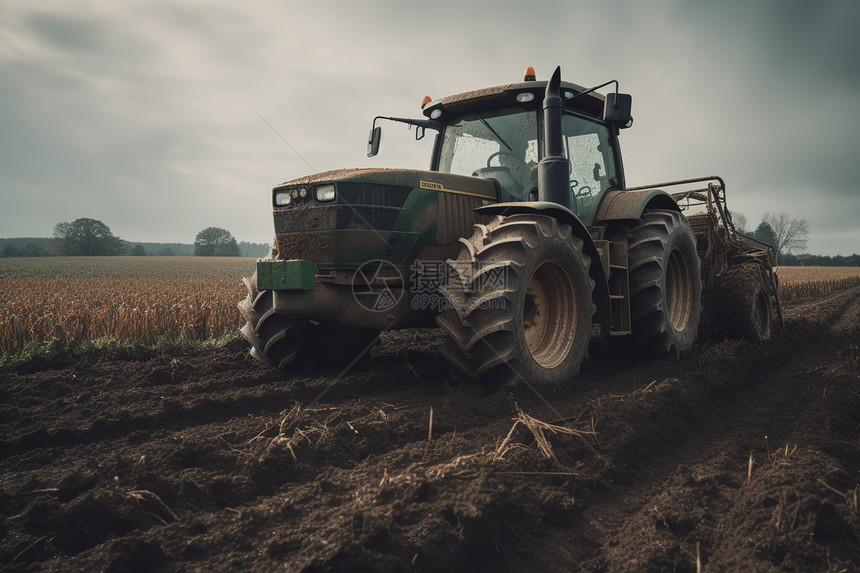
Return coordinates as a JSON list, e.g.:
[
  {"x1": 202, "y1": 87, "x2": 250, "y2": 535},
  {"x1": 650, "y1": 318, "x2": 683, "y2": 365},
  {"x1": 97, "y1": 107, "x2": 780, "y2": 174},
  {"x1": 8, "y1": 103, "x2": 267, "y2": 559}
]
[{"x1": 240, "y1": 66, "x2": 780, "y2": 391}]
